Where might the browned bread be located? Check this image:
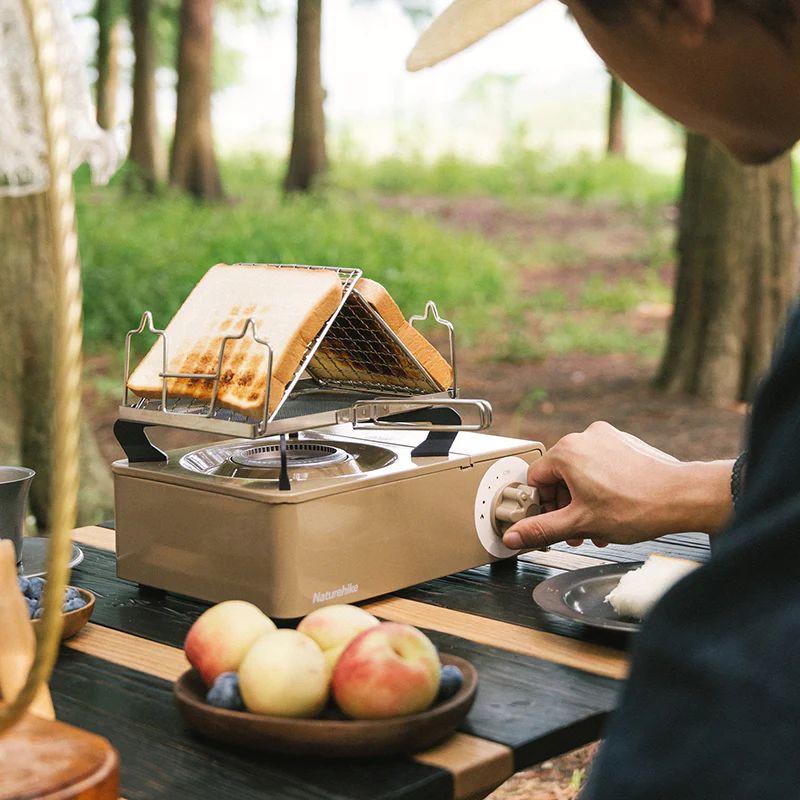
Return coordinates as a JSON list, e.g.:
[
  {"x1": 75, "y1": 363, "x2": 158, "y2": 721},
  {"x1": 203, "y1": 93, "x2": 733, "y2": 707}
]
[
  {"x1": 355, "y1": 278, "x2": 454, "y2": 390},
  {"x1": 127, "y1": 264, "x2": 343, "y2": 417}
]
